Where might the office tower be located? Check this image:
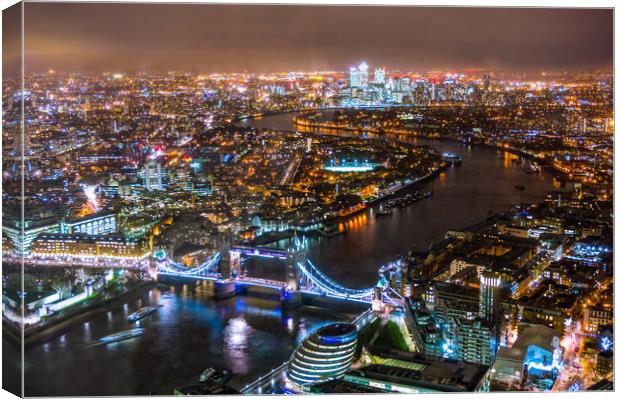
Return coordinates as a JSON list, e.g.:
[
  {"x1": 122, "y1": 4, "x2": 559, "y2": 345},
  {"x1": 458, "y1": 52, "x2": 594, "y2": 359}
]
[
  {"x1": 349, "y1": 66, "x2": 361, "y2": 88},
  {"x1": 143, "y1": 160, "x2": 164, "y2": 191},
  {"x1": 457, "y1": 319, "x2": 498, "y2": 366},
  {"x1": 482, "y1": 74, "x2": 491, "y2": 90},
  {"x1": 193, "y1": 175, "x2": 213, "y2": 196},
  {"x1": 392, "y1": 77, "x2": 401, "y2": 92},
  {"x1": 445, "y1": 80, "x2": 453, "y2": 100},
  {"x1": 479, "y1": 272, "x2": 501, "y2": 320},
  {"x1": 374, "y1": 67, "x2": 386, "y2": 84},
  {"x1": 358, "y1": 62, "x2": 369, "y2": 87},
  {"x1": 401, "y1": 77, "x2": 411, "y2": 93}
]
